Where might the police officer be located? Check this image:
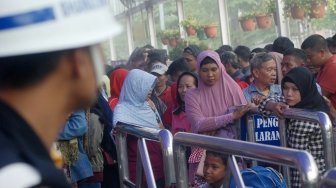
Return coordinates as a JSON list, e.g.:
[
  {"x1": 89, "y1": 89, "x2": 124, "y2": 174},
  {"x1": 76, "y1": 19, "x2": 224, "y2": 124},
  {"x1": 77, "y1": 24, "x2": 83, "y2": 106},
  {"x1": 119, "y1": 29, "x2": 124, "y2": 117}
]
[{"x1": 0, "y1": 0, "x2": 121, "y2": 187}]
